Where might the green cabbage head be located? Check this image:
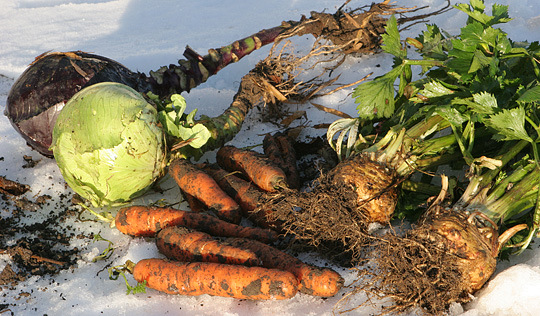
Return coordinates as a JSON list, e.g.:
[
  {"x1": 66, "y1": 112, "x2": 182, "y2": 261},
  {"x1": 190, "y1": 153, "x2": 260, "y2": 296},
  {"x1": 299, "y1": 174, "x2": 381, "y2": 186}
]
[{"x1": 51, "y1": 82, "x2": 167, "y2": 207}]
